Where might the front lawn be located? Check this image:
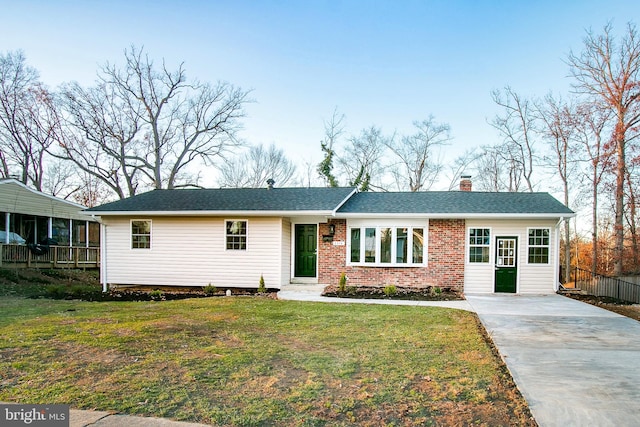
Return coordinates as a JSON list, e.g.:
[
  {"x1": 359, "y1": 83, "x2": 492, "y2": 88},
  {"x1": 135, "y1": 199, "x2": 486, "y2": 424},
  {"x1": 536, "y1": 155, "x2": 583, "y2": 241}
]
[{"x1": 0, "y1": 296, "x2": 534, "y2": 426}]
